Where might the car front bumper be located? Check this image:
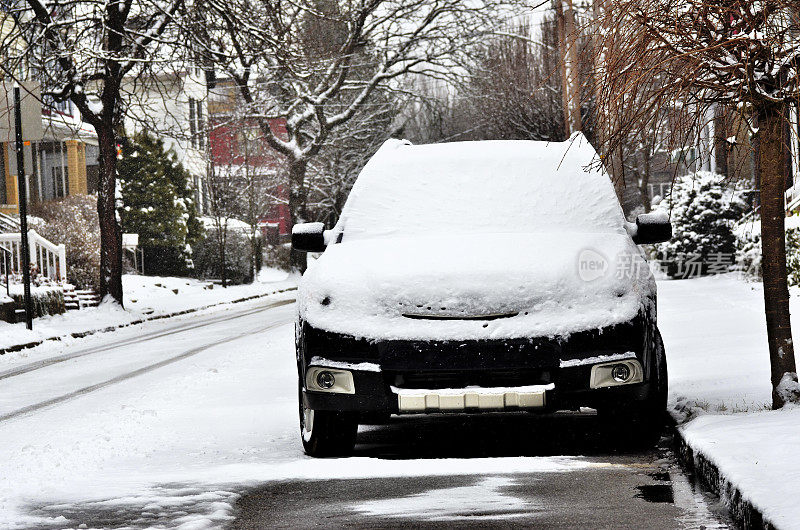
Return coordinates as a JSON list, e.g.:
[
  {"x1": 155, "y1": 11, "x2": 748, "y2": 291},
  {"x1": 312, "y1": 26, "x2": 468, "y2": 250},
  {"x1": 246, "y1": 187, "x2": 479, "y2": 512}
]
[{"x1": 298, "y1": 315, "x2": 658, "y2": 415}]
